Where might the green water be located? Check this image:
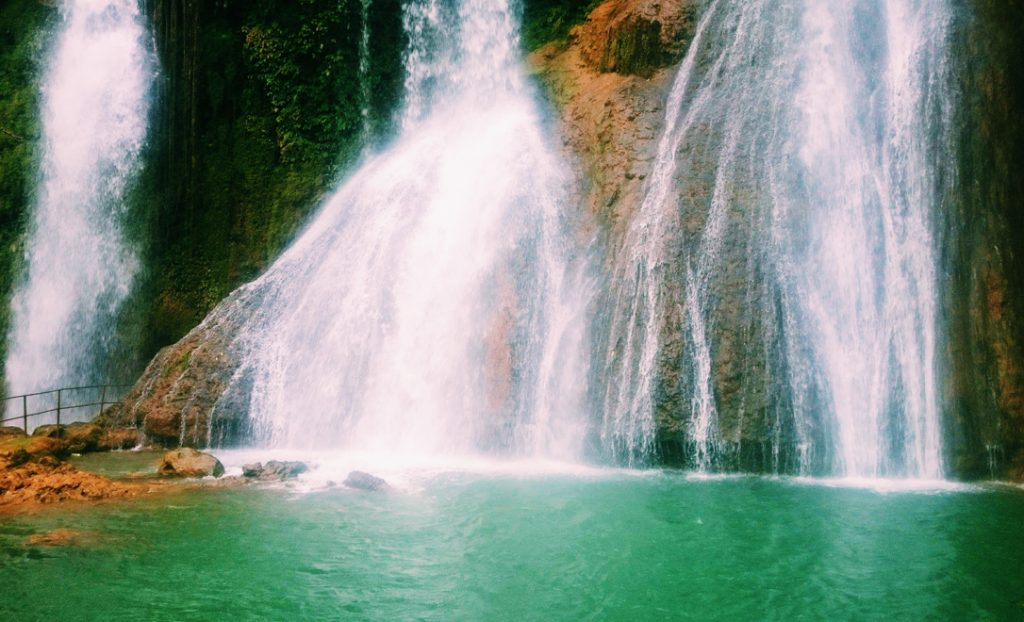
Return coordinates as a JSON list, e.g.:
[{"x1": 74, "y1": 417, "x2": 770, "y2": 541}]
[{"x1": 1, "y1": 470, "x2": 1023, "y2": 621}]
